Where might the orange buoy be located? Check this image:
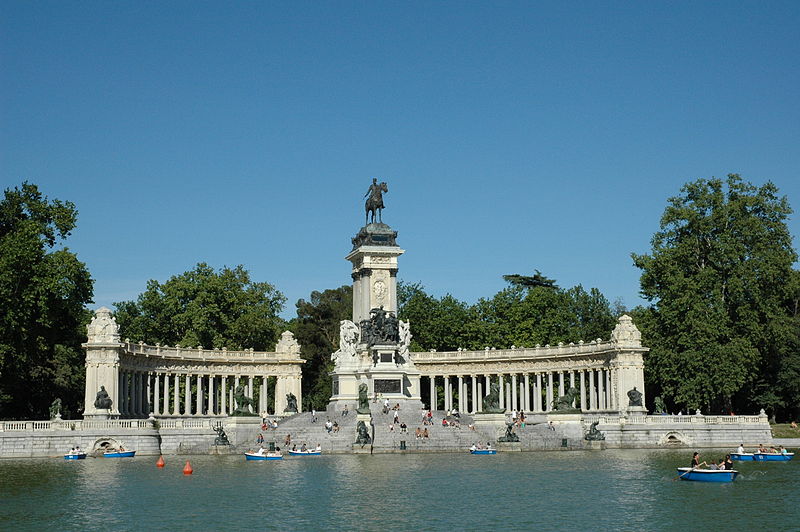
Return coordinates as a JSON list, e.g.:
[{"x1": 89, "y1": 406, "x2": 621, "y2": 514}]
[
  {"x1": 156, "y1": 455, "x2": 165, "y2": 468},
  {"x1": 183, "y1": 460, "x2": 193, "y2": 475}
]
